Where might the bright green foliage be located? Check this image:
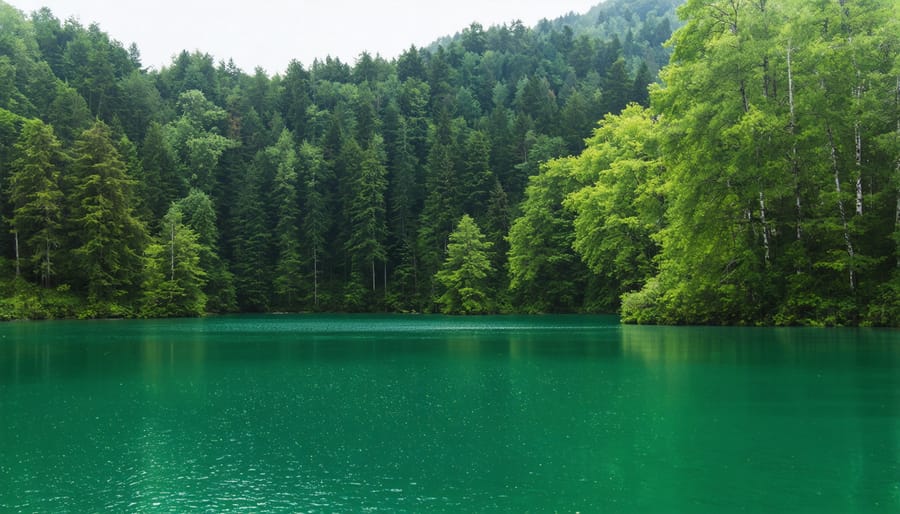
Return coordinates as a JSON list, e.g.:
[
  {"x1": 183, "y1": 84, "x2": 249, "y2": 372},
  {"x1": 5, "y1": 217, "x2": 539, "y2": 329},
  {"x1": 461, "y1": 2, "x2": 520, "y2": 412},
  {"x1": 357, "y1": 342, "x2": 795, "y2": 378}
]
[
  {"x1": 69, "y1": 120, "x2": 148, "y2": 306},
  {"x1": 616, "y1": 0, "x2": 900, "y2": 325},
  {"x1": 175, "y1": 188, "x2": 236, "y2": 312},
  {"x1": 8, "y1": 119, "x2": 65, "y2": 287},
  {"x1": 166, "y1": 90, "x2": 237, "y2": 191},
  {"x1": 141, "y1": 205, "x2": 207, "y2": 317},
  {"x1": 435, "y1": 215, "x2": 495, "y2": 314},
  {"x1": 565, "y1": 105, "x2": 664, "y2": 306},
  {"x1": 508, "y1": 157, "x2": 594, "y2": 313}
]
